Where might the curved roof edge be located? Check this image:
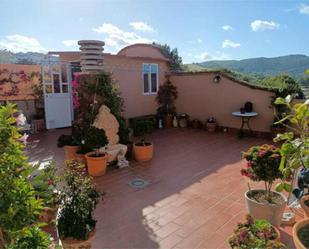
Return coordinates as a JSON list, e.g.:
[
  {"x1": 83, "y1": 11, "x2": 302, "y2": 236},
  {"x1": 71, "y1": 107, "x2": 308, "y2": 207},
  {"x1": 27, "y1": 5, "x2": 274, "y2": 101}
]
[{"x1": 117, "y1": 43, "x2": 170, "y2": 61}]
